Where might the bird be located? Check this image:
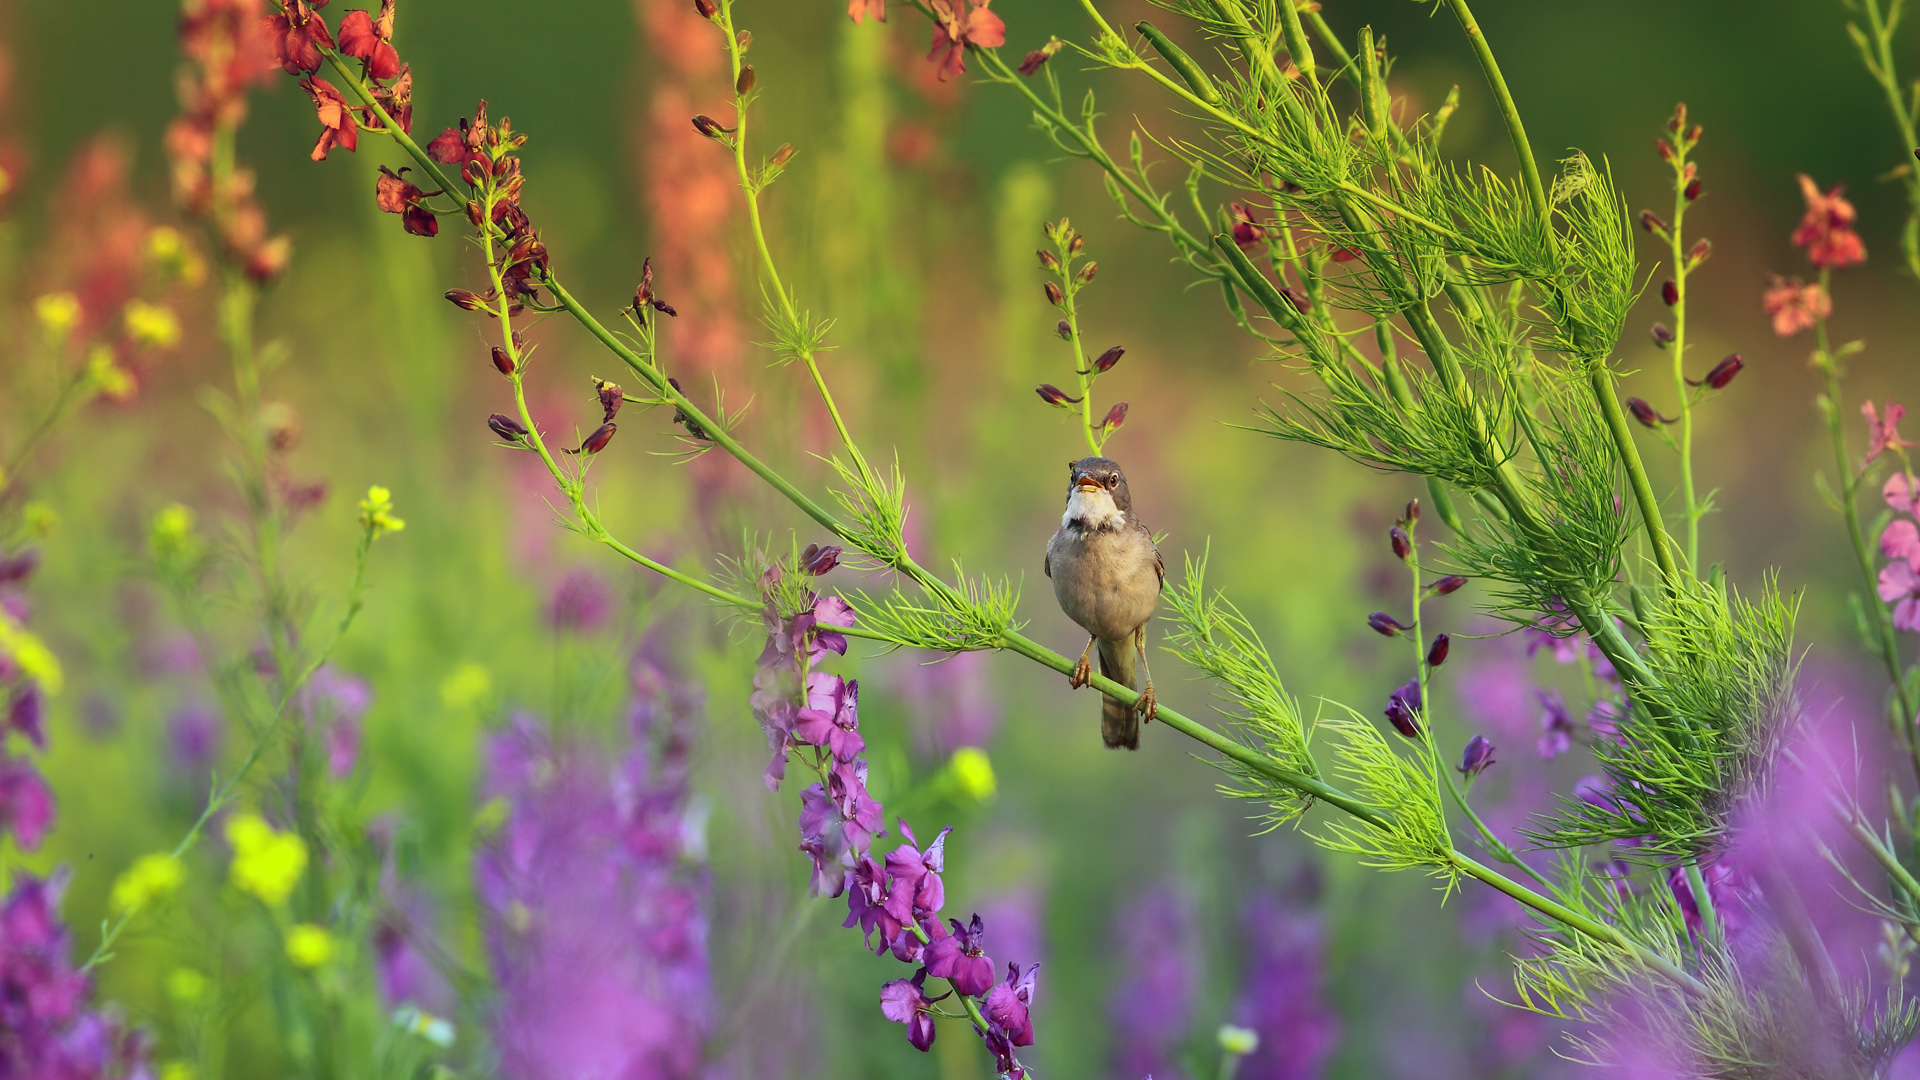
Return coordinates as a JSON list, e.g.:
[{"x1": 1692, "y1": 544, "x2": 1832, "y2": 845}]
[{"x1": 1044, "y1": 456, "x2": 1164, "y2": 750}]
